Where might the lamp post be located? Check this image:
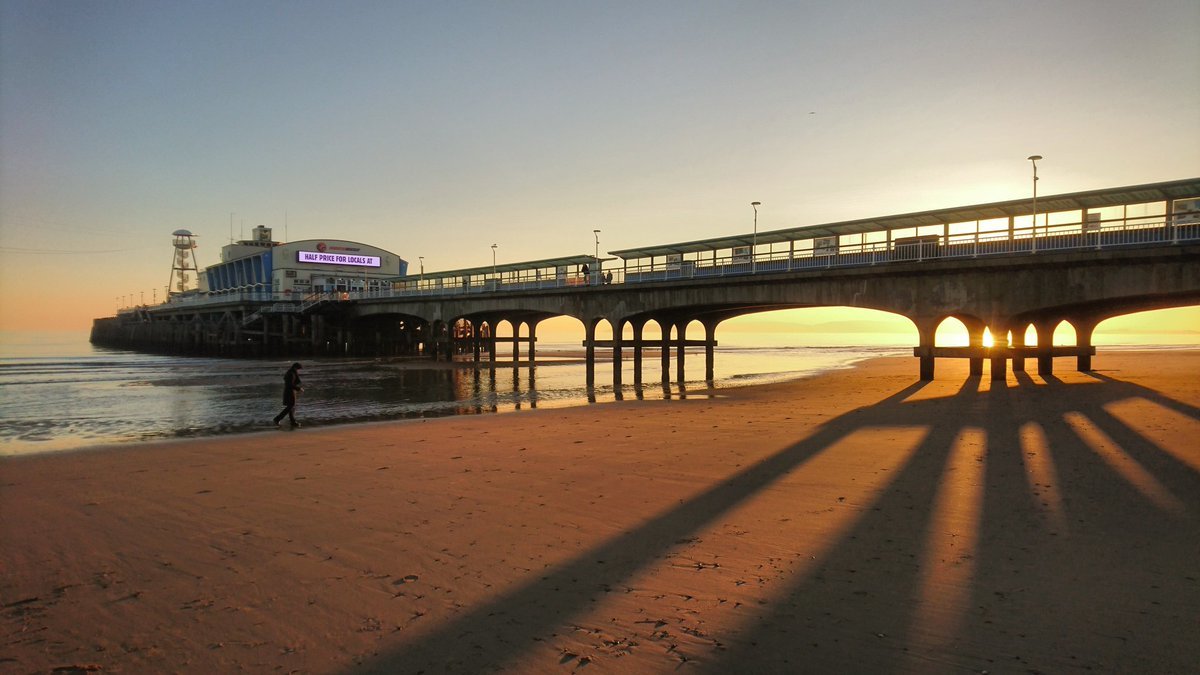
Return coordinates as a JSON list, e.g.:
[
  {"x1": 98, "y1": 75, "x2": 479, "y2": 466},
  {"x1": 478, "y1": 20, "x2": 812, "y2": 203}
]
[
  {"x1": 750, "y1": 201, "x2": 761, "y2": 273},
  {"x1": 1027, "y1": 155, "x2": 1042, "y2": 252},
  {"x1": 491, "y1": 244, "x2": 497, "y2": 278},
  {"x1": 593, "y1": 229, "x2": 601, "y2": 281},
  {"x1": 418, "y1": 256, "x2": 424, "y2": 286}
]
